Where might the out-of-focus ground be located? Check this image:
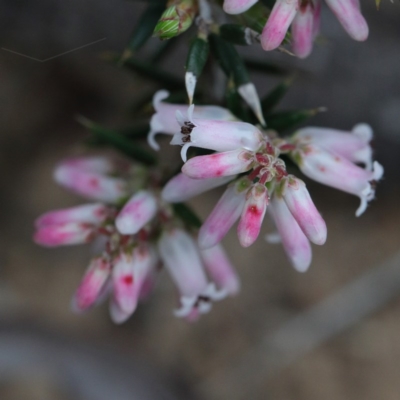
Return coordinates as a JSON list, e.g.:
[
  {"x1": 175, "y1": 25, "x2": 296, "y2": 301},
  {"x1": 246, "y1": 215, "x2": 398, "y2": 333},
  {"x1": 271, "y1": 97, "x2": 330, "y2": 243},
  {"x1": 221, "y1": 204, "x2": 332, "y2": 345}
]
[{"x1": 1, "y1": 1, "x2": 400, "y2": 399}]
